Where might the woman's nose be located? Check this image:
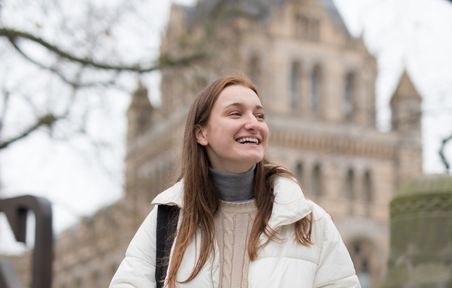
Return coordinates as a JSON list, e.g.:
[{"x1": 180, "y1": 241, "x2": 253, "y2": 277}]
[{"x1": 244, "y1": 114, "x2": 259, "y2": 130}]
